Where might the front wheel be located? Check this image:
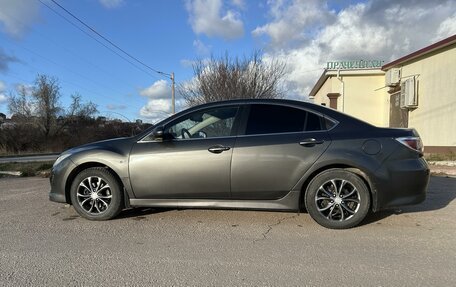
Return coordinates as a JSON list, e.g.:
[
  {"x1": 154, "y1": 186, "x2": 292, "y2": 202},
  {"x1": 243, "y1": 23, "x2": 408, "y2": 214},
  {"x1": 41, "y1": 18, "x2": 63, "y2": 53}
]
[
  {"x1": 70, "y1": 167, "x2": 123, "y2": 220},
  {"x1": 305, "y1": 169, "x2": 370, "y2": 229}
]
